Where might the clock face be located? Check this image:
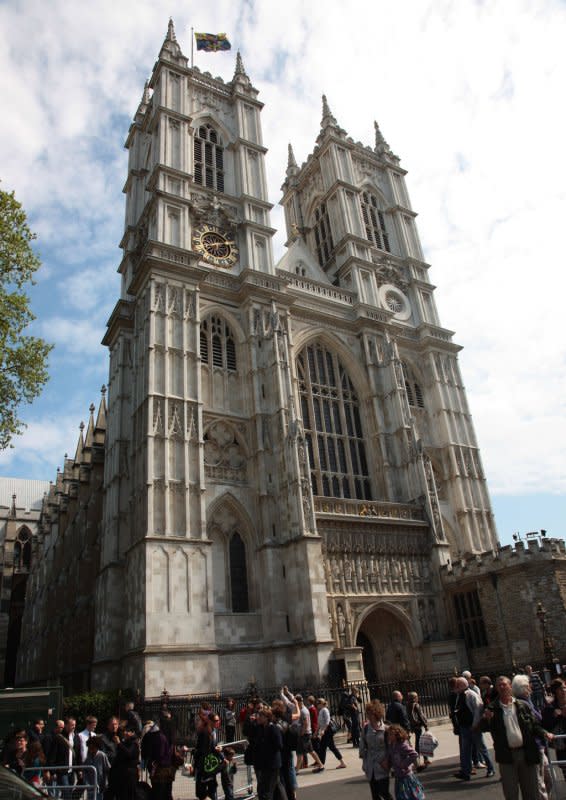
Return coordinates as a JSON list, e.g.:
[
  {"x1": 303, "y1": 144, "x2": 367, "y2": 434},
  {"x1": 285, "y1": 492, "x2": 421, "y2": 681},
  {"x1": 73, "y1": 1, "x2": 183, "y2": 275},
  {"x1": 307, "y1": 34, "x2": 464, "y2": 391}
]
[{"x1": 193, "y1": 224, "x2": 238, "y2": 268}]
